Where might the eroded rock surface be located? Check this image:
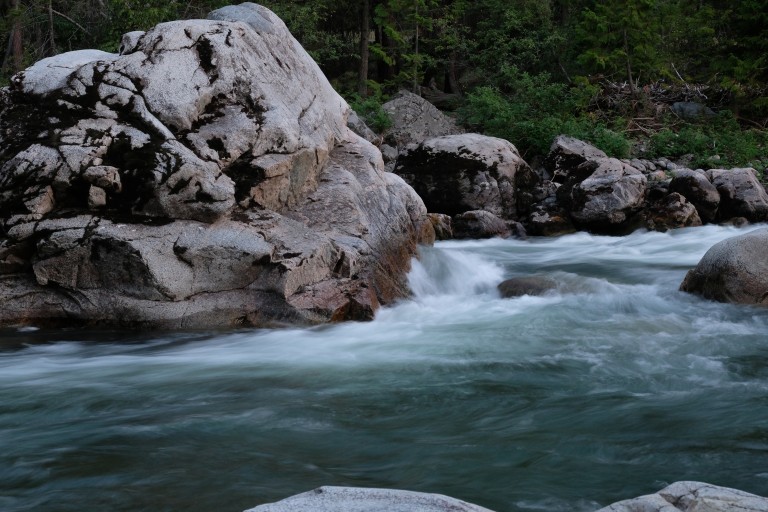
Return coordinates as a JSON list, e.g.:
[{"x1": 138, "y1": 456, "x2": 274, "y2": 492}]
[{"x1": 0, "y1": 3, "x2": 430, "y2": 328}]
